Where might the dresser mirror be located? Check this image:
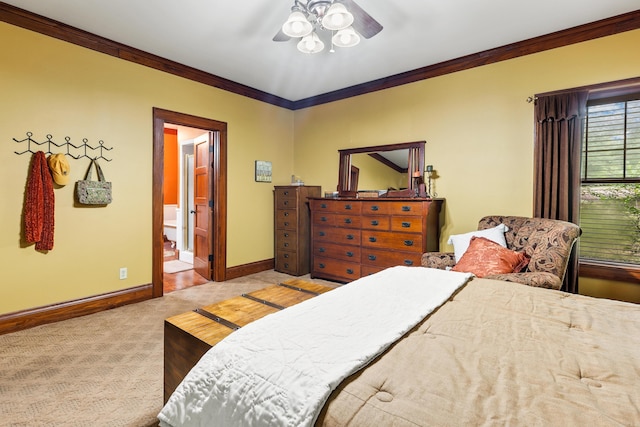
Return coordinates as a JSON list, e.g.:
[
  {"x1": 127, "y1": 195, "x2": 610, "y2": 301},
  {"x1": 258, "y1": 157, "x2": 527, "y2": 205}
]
[{"x1": 337, "y1": 141, "x2": 426, "y2": 197}]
